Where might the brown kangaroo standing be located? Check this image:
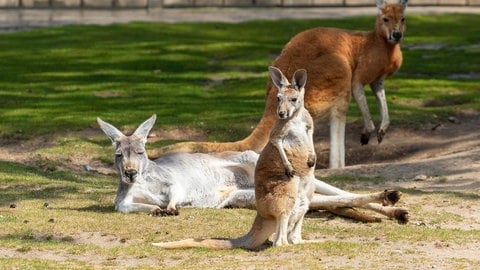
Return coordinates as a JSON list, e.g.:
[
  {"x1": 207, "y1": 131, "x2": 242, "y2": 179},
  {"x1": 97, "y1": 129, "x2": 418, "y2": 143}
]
[
  {"x1": 152, "y1": 67, "x2": 406, "y2": 250},
  {"x1": 153, "y1": 67, "x2": 316, "y2": 249},
  {"x1": 150, "y1": 0, "x2": 408, "y2": 169}
]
